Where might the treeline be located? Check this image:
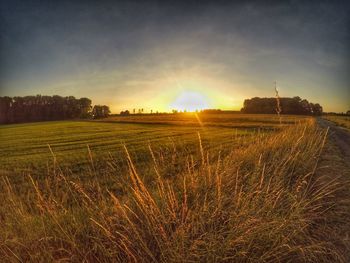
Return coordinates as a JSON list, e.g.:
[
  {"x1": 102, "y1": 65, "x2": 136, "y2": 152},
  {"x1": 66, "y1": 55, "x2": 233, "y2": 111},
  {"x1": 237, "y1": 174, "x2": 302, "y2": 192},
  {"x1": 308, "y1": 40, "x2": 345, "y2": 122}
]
[
  {"x1": 241, "y1": 96, "x2": 323, "y2": 115},
  {"x1": 0, "y1": 95, "x2": 110, "y2": 124}
]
